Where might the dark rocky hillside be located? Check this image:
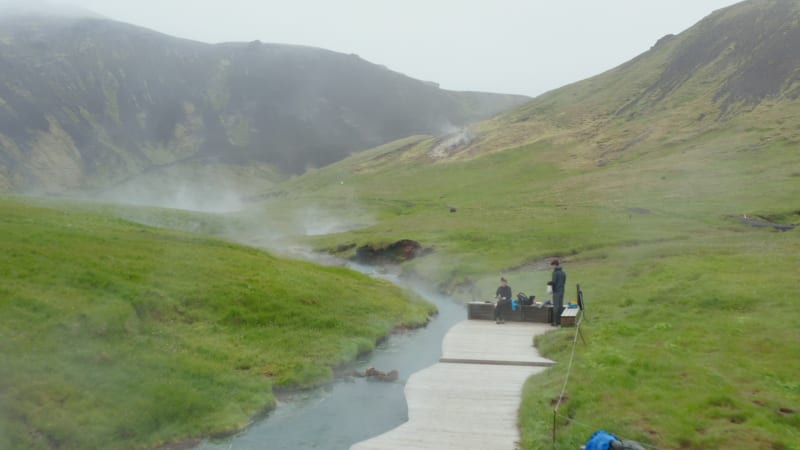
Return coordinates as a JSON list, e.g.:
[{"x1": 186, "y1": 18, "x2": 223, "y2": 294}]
[
  {"x1": 618, "y1": 0, "x2": 800, "y2": 115},
  {"x1": 408, "y1": 0, "x2": 800, "y2": 168},
  {"x1": 0, "y1": 14, "x2": 527, "y2": 193}
]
